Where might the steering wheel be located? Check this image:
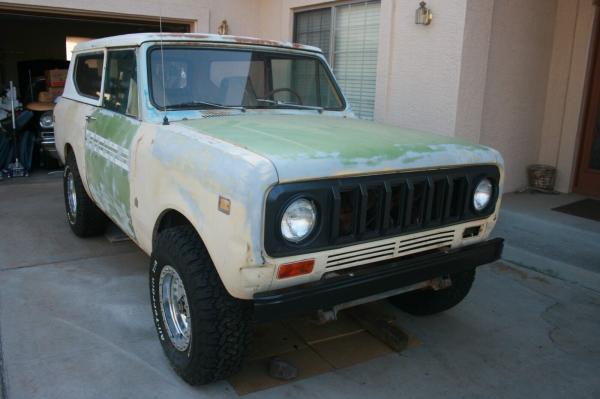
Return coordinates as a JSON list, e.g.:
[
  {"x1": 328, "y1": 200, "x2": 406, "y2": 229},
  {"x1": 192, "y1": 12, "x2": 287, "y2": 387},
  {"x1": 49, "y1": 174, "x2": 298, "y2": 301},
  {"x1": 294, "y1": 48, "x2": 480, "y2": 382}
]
[{"x1": 263, "y1": 88, "x2": 303, "y2": 105}]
